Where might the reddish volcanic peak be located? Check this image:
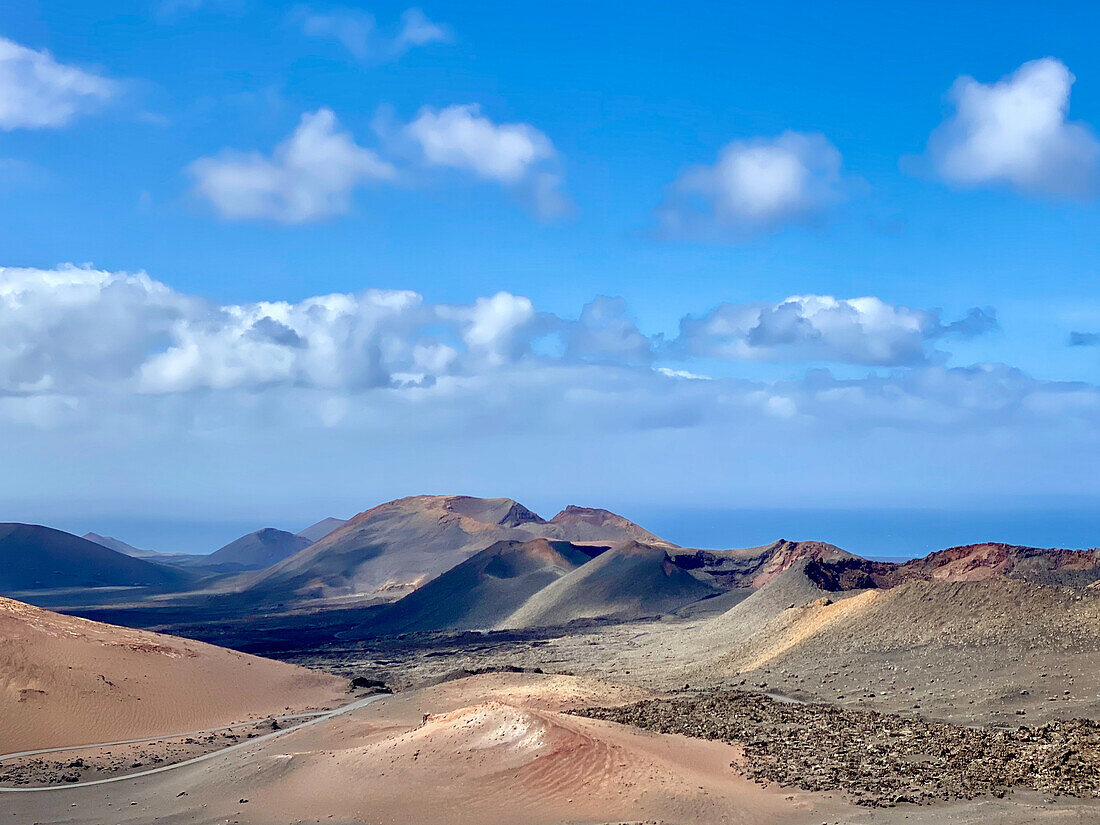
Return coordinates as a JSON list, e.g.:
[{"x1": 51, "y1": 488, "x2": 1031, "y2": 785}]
[
  {"x1": 548, "y1": 506, "x2": 675, "y2": 547},
  {"x1": 341, "y1": 495, "x2": 545, "y2": 531},
  {"x1": 747, "y1": 539, "x2": 854, "y2": 588}
]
